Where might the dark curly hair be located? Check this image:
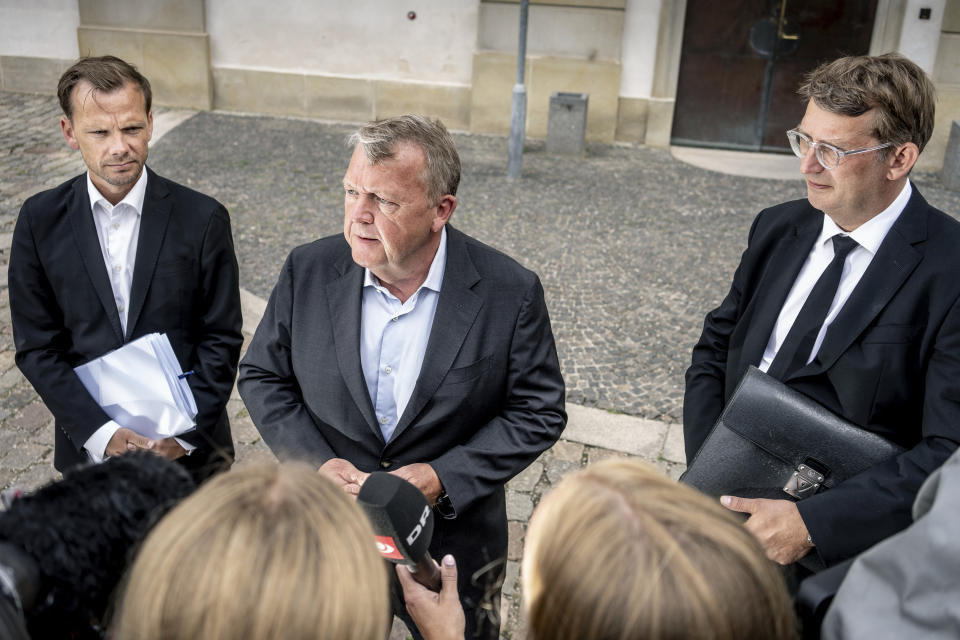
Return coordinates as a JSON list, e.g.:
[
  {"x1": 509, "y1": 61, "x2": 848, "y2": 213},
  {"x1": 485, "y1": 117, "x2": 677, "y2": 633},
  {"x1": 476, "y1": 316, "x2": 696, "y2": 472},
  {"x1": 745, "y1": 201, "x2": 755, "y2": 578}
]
[{"x1": 0, "y1": 453, "x2": 194, "y2": 639}]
